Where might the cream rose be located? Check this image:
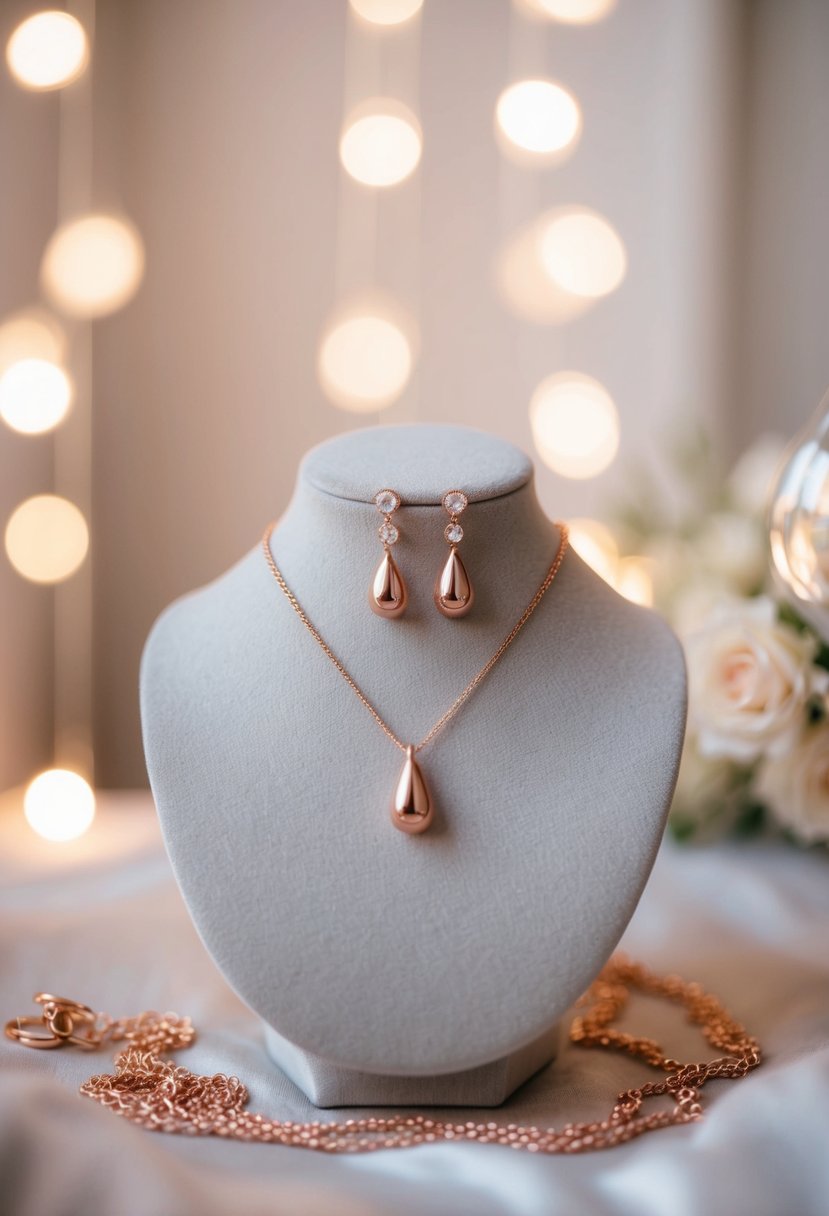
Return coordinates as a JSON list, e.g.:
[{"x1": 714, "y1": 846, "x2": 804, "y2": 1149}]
[
  {"x1": 685, "y1": 596, "x2": 817, "y2": 761},
  {"x1": 756, "y1": 724, "x2": 829, "y2": 843}
]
